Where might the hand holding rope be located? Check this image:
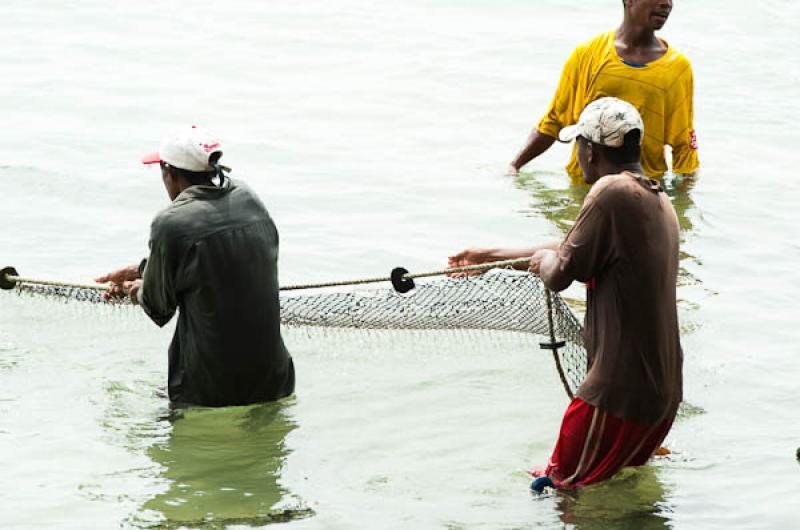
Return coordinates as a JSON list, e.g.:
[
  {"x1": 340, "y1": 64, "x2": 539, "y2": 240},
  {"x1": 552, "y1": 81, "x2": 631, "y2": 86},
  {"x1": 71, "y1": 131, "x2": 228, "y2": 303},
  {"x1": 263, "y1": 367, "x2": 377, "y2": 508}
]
[{"x1": 0, "y1": 259, "x2": 576, "y2": 399}]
